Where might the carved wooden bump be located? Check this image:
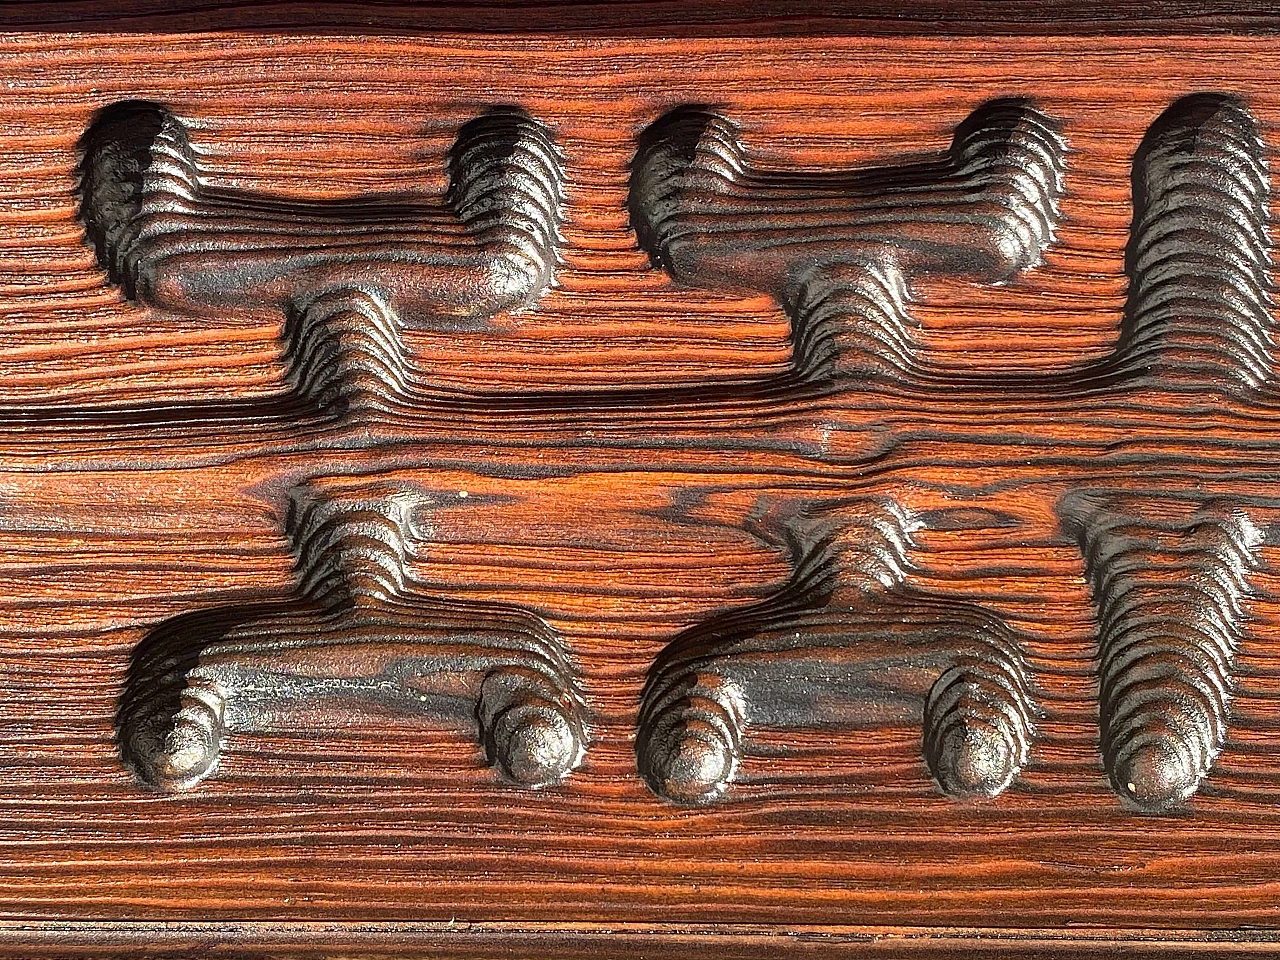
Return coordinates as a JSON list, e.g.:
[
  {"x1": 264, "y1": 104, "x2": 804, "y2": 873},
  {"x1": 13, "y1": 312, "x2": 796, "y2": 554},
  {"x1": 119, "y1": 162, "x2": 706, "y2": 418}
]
[
  {"x1": 53, "y1": 91, "x2": 1270, "y2": 426},
  {"x1": 117, "y1": 483, "x2": 586, "y2": 791},
  {"x1": 78, "y1": 101, "x2": 566, "y2": 412},
  {"x1": 637, "y1": 502, "x2": 1037, "y2": 804},
  {"x1": 1121, "y1": 94, "x2": 1274, "y2": 393},
  {"x1": 1060, "y1": 494, "x2": 1264, "y2": 812}
]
